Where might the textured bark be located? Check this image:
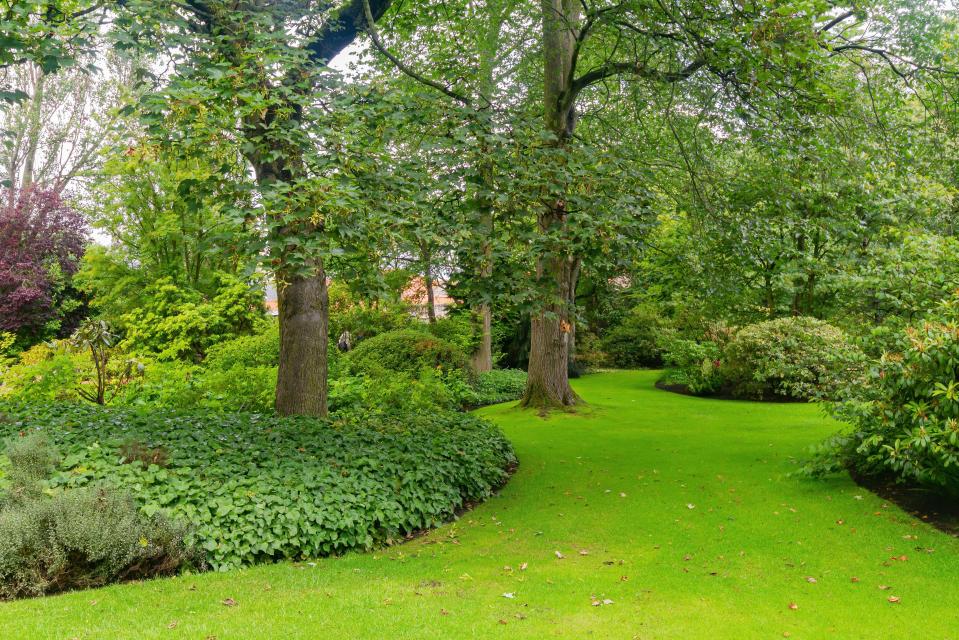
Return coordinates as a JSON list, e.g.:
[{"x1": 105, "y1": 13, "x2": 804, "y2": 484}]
[
  {"x1": 471, "y1": 303, "x2": 493, "y2": 373},
  {"x1": 521, "y1": 241, "x2": 581, "y2": 409},
  {"x1": 275, "y1": 268, "x2": 329, "y2": 416},
  {"x1": 520, "y1": 0, "x2": 581, "y2": 409}
]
